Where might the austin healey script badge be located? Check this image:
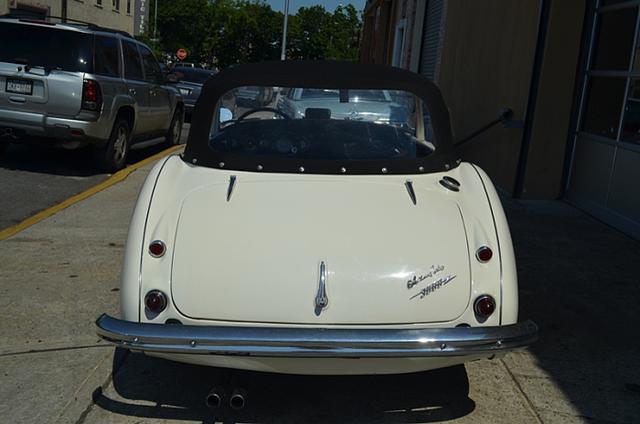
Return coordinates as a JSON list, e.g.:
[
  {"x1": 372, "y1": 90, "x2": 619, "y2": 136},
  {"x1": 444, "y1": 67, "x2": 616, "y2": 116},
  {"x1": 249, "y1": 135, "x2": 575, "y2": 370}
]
[{"x1": 410, "y1": 274, "x2": 457, "y2": 300}]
